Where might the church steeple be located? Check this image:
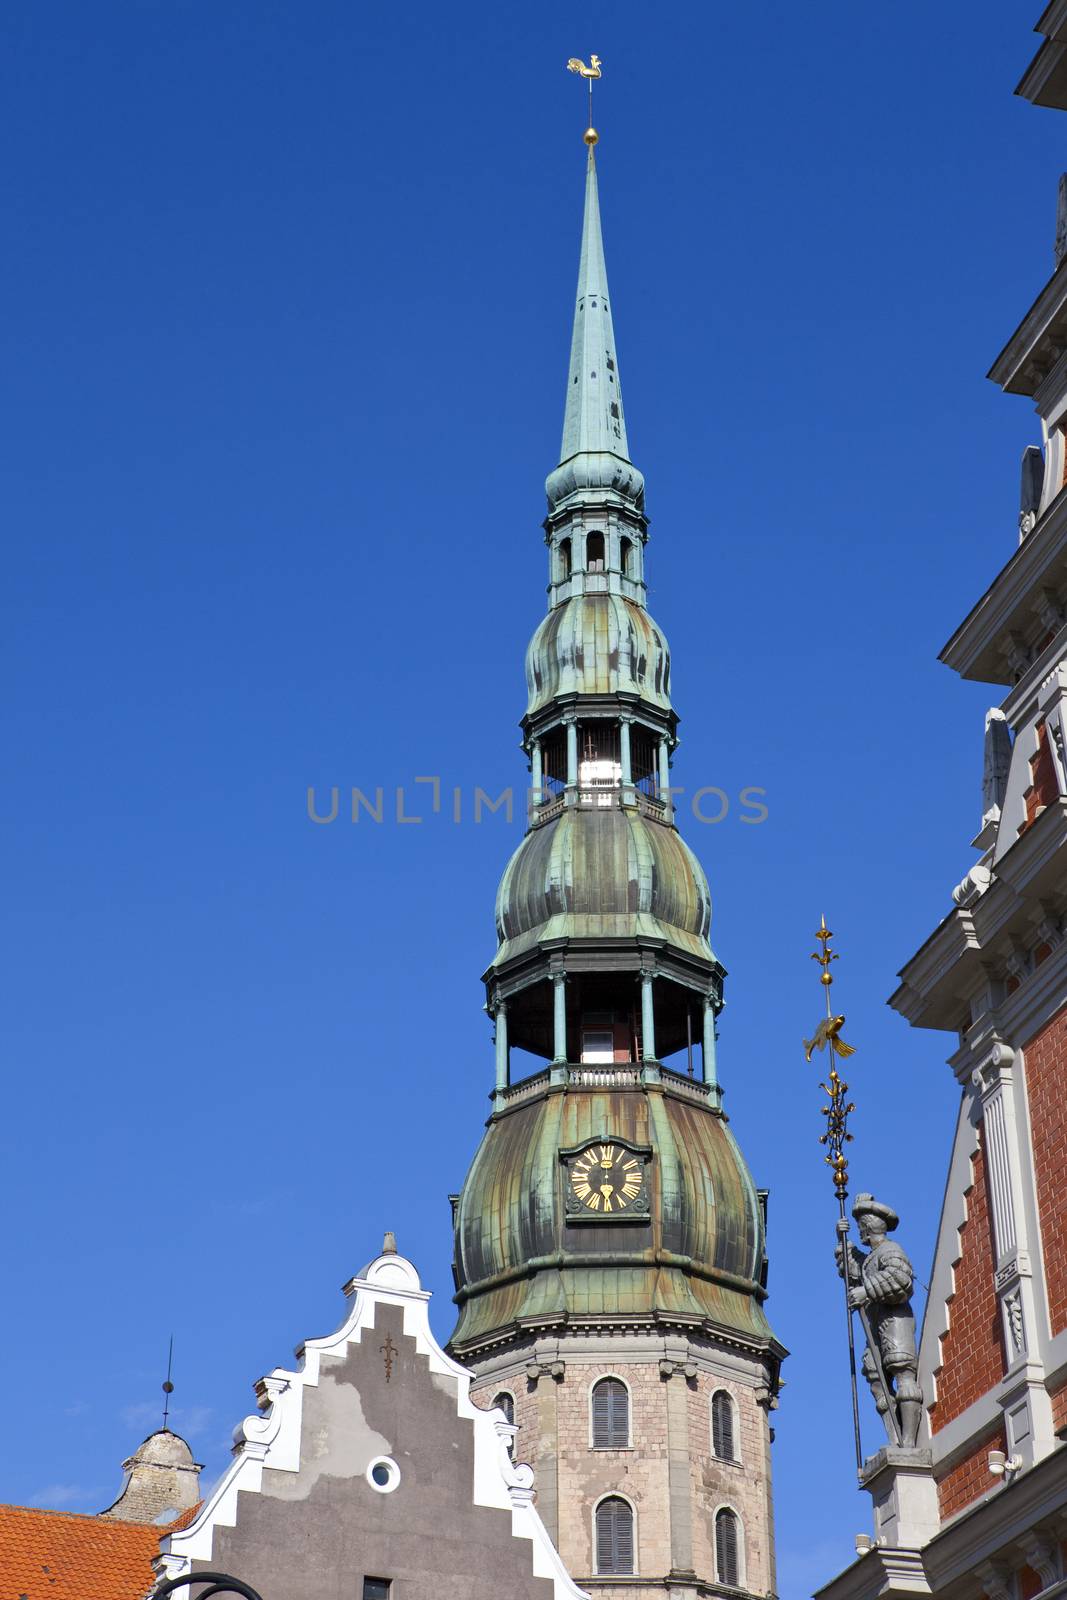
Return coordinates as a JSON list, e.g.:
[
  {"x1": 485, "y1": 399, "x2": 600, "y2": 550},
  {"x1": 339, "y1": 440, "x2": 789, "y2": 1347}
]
[{"x1": 450, "y1": 121, "x2": 783, "y2": 1599}]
